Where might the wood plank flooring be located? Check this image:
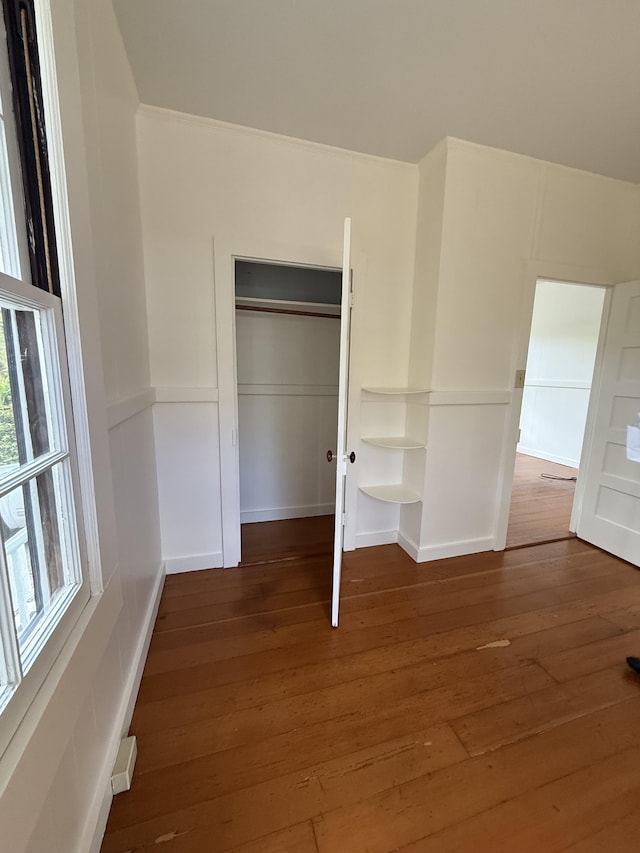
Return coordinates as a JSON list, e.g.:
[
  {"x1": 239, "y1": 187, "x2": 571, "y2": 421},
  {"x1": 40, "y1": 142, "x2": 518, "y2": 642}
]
[
  {"x1": 506, "y1": 453, "x2": 578, "y2": 548},
  {"x1": 101, "y1": 539, "x2": 640, "y2": 853},
  {"x1": 240, "y1": 515, "x2": 333, "y2": 566}
]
